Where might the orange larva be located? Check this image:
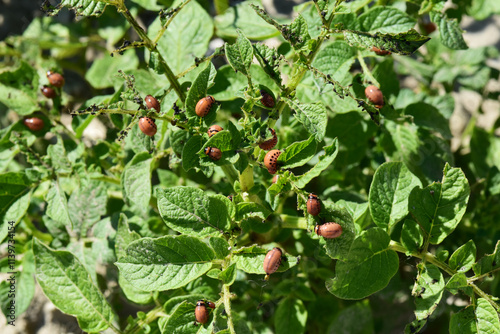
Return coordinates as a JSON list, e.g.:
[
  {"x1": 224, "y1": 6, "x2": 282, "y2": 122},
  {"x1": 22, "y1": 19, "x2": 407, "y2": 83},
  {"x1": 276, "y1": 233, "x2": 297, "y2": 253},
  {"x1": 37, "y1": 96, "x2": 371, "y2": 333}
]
[
  {"x1": 260, "y1": 90, "x2": 275, "y2": 108},
  {"x1": 306, "y1": 193, "x2": 321, "y2": 216},
  {"x1": 371, "y1": 47, "x2": 391, "y2": 56},
  {"x1": 365, "y1": 85, "x2": 384, "y2": 108},
  {"x1": 207, "y1": 125, "x2": 223, "y2": 137},
  {"x1": 264, "y1": 150, "x2": 281, "y2": 174},
  {"x1": 263, "y1": 247, "x2": 282, "y2": 277},
  {"x1": 204, "y1": 147, "x2": 222, "y2": 161},
  {"x1": 138, "y1": 117, "x2": 157, "y2": 136},
  {"x1": 315, "y1": 222, "x2": 343, "y2": 239},
  {"x1": 23, "y1": 117, "x2": 44, "y2": 131},
  {"x1": 46, "y1": 70, "x2": 65, "y2": 88},
  {"x1": 195, "y1": 96, "x2": 216, "y2": 117},
  {"x1": 145, "y1": 95, "x2": 160, "y2": 112},
  {"x1": 207, "y1": 301, "x2": 216, "y2": 309},
  {"x1": 259, "y1": 128, "x2": 277, "y2": 150},
  {"x1": 195, "y1": 300, "x2": 210, "y2": 324},
  {"x1": 41, "y1": 86, "x2": 56, "y2": 99}
]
